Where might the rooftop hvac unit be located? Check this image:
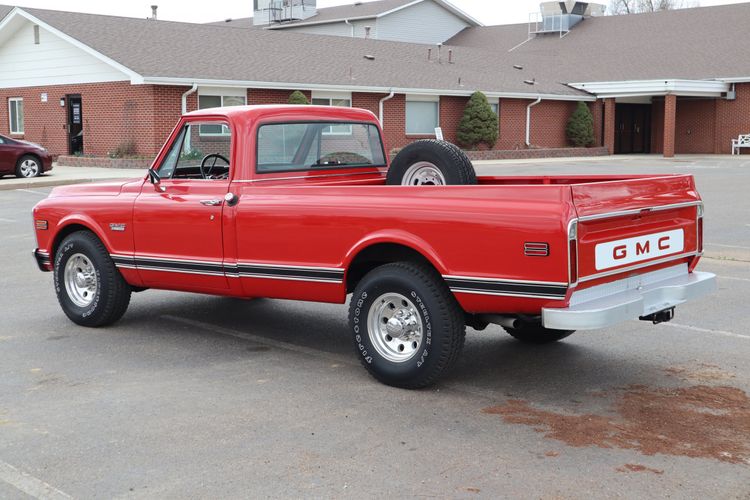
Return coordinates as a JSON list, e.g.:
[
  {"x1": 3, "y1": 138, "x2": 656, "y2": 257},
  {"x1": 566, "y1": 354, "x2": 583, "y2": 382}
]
[{"x1": 253, "y1": 0, "x2": 317, "y2": 25}]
